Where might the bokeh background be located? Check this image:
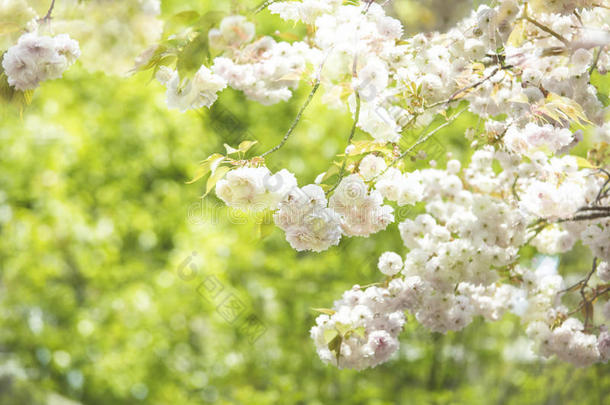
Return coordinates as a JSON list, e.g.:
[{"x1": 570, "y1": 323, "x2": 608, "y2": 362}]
[{"x1": 1, "y1": 1, "x2": 609, "y2": 404}]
